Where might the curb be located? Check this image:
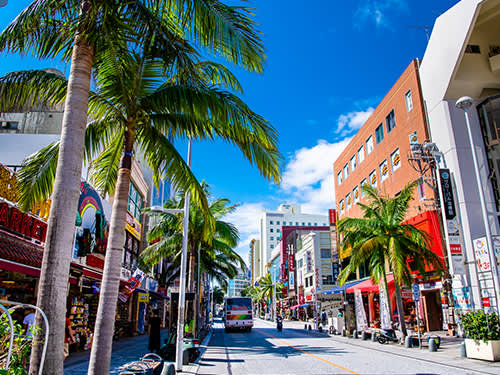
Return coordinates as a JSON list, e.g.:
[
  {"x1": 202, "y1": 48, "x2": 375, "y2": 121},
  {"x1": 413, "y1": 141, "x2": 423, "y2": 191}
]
[{"x1": 180, "y1": 326, "x2": 213, "y2": 374}]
